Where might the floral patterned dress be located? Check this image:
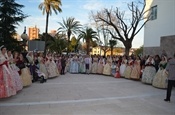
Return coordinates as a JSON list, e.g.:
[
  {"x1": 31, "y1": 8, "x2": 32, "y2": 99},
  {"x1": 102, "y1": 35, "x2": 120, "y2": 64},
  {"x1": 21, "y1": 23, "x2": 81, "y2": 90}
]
[
  {"x1": 103, "y1": 58, "x2": 112, "y2": 76},
  {"x1": 91, "y1": 57, "x2": 98, "y2": 74},
  {"x1": 152, "y1": 61, "x2": 168, "y2": 88},
  {"x1": 45, "y1": 56, "x2": 60, "y2": 78},
  {"x1": 97, "y1": 58, "x2": 104, "y2": 74},
  {"x1": 141, "y1": 59, "x2": 156, "y2": 84},
  {"x1": 130, "y1": 60, "x2": 141, "y2": 80},
  {"x1": 124, "y1": 60, "x2": 133, "y2": 79},
  {"x1": 0, "y1": 54, "x2": 16, "y2": 98}
]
